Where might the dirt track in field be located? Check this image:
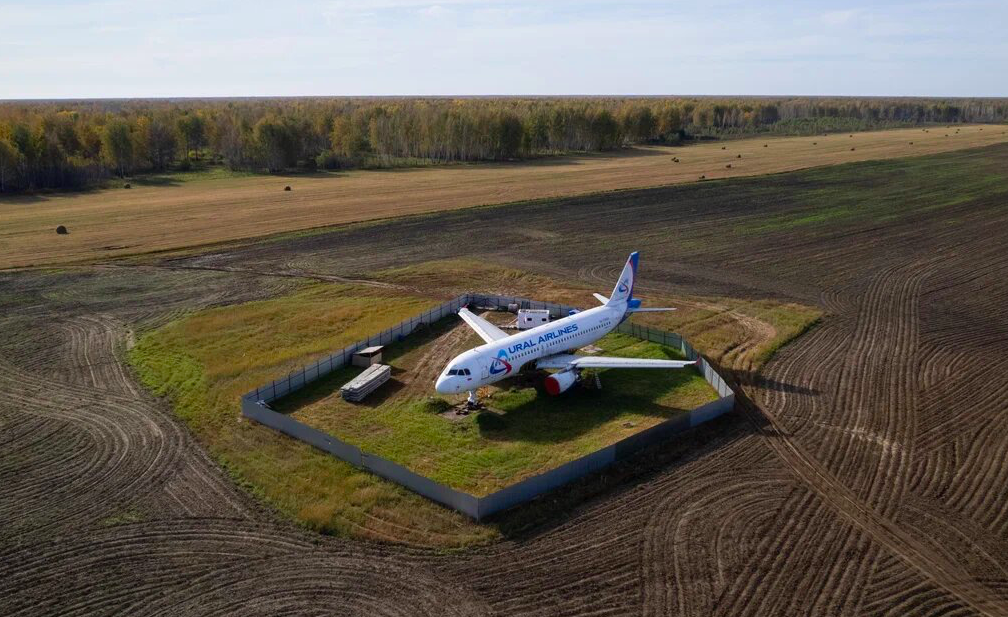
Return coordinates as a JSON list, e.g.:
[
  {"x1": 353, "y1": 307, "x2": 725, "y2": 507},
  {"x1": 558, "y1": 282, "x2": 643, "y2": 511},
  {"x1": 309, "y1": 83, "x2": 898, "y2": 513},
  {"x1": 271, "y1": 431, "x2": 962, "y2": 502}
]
[
  {"x1": 4, "y1": 144, "x2": 1008, "y2": 615},
  {"x1": 2, "y1": 124, "x2": 1007, "y2": 269}
]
